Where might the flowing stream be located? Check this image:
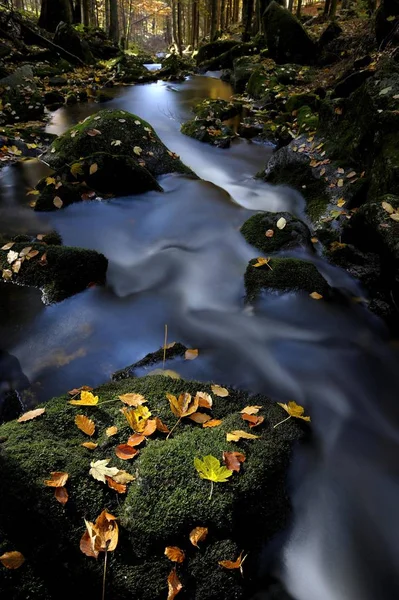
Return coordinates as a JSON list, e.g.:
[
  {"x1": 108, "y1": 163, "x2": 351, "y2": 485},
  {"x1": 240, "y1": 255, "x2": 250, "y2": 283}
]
[{"x1": 1, "y1": 74, "x2": 399, "y2": 600}]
